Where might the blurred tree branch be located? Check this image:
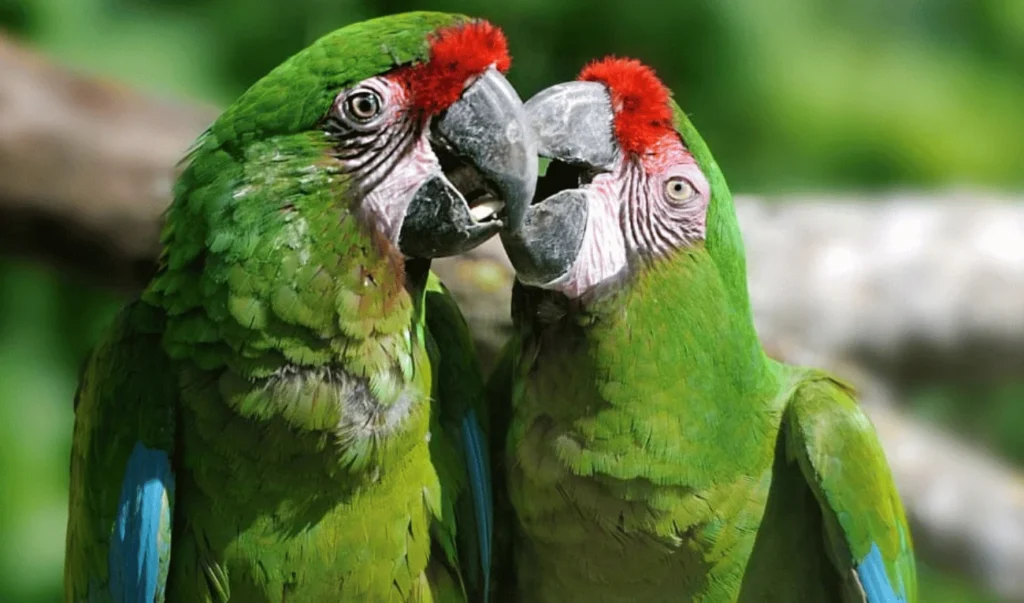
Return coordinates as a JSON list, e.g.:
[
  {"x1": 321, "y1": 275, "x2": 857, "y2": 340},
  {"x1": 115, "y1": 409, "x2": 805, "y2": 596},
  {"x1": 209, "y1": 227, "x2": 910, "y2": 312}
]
[
  {"x1": 3, "y1": 33, "x2": 1024, "y2": 599},
  {"x1": 0, "y1": 34, "x2": 217, "y2": 290},
  {"x1": 739, "y1": 196, "x2": 1024, "y2": 387},
  {"x1": 5, "y1": 32, "x2": 1023, "y2": 385}
]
